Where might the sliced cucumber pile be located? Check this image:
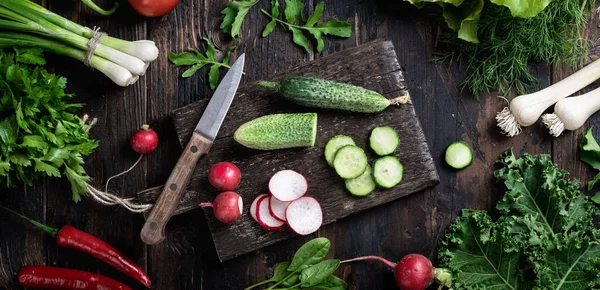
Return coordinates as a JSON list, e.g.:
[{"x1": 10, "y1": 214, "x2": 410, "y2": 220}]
[
  {"x1": 332, "y1": 145, "x2": 368, "y2": 179},
  {"x1": 369, "y1": 126, "x2": 399, "y2": 156},
  {"x1": 324, "y1": 135, "x2": 356, "y2": 166},
  {"x1": 373, "y1": 156, "x2": 403, "y2": 188},
  {"x1": 345, "y1": 164, "x2": 376, "y2": 197},
  {"x1": 445, "y1": 141, "x2": 472, "y2": 170}
]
